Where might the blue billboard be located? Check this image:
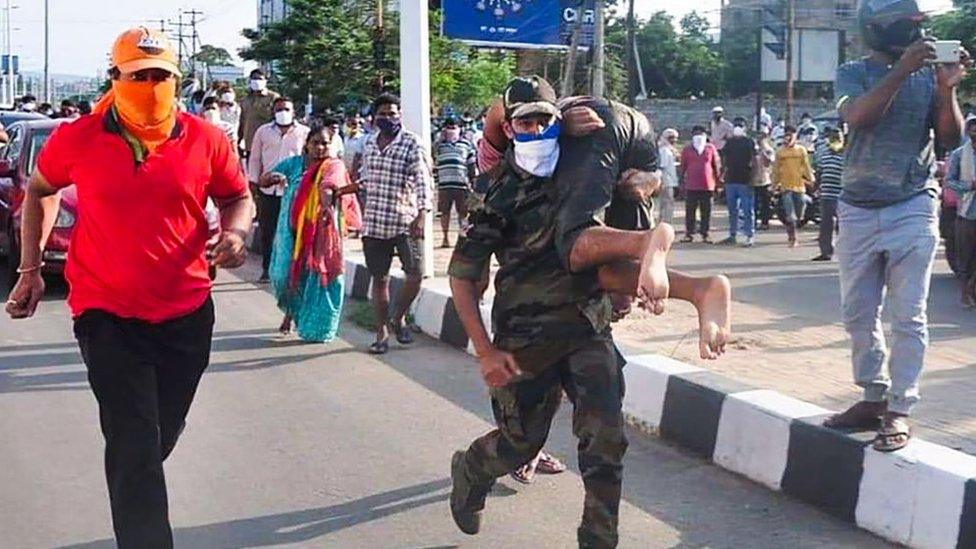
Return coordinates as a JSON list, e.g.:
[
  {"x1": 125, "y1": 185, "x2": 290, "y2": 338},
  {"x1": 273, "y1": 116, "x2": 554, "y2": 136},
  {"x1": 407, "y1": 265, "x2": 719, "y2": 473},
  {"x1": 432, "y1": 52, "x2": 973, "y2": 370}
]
[{"x1": 443, "y1": 0, "x2": 594, "y2": 49}]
